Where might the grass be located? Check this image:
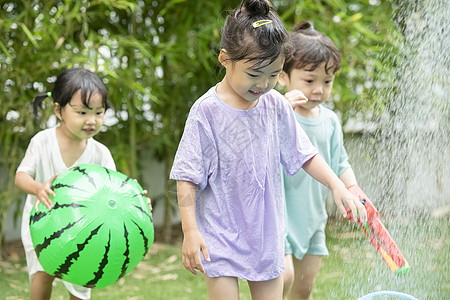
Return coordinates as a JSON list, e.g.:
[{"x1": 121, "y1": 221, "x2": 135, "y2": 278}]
[{"x1": 1, "y1": 218, "x2": 448, "y2": 299}]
